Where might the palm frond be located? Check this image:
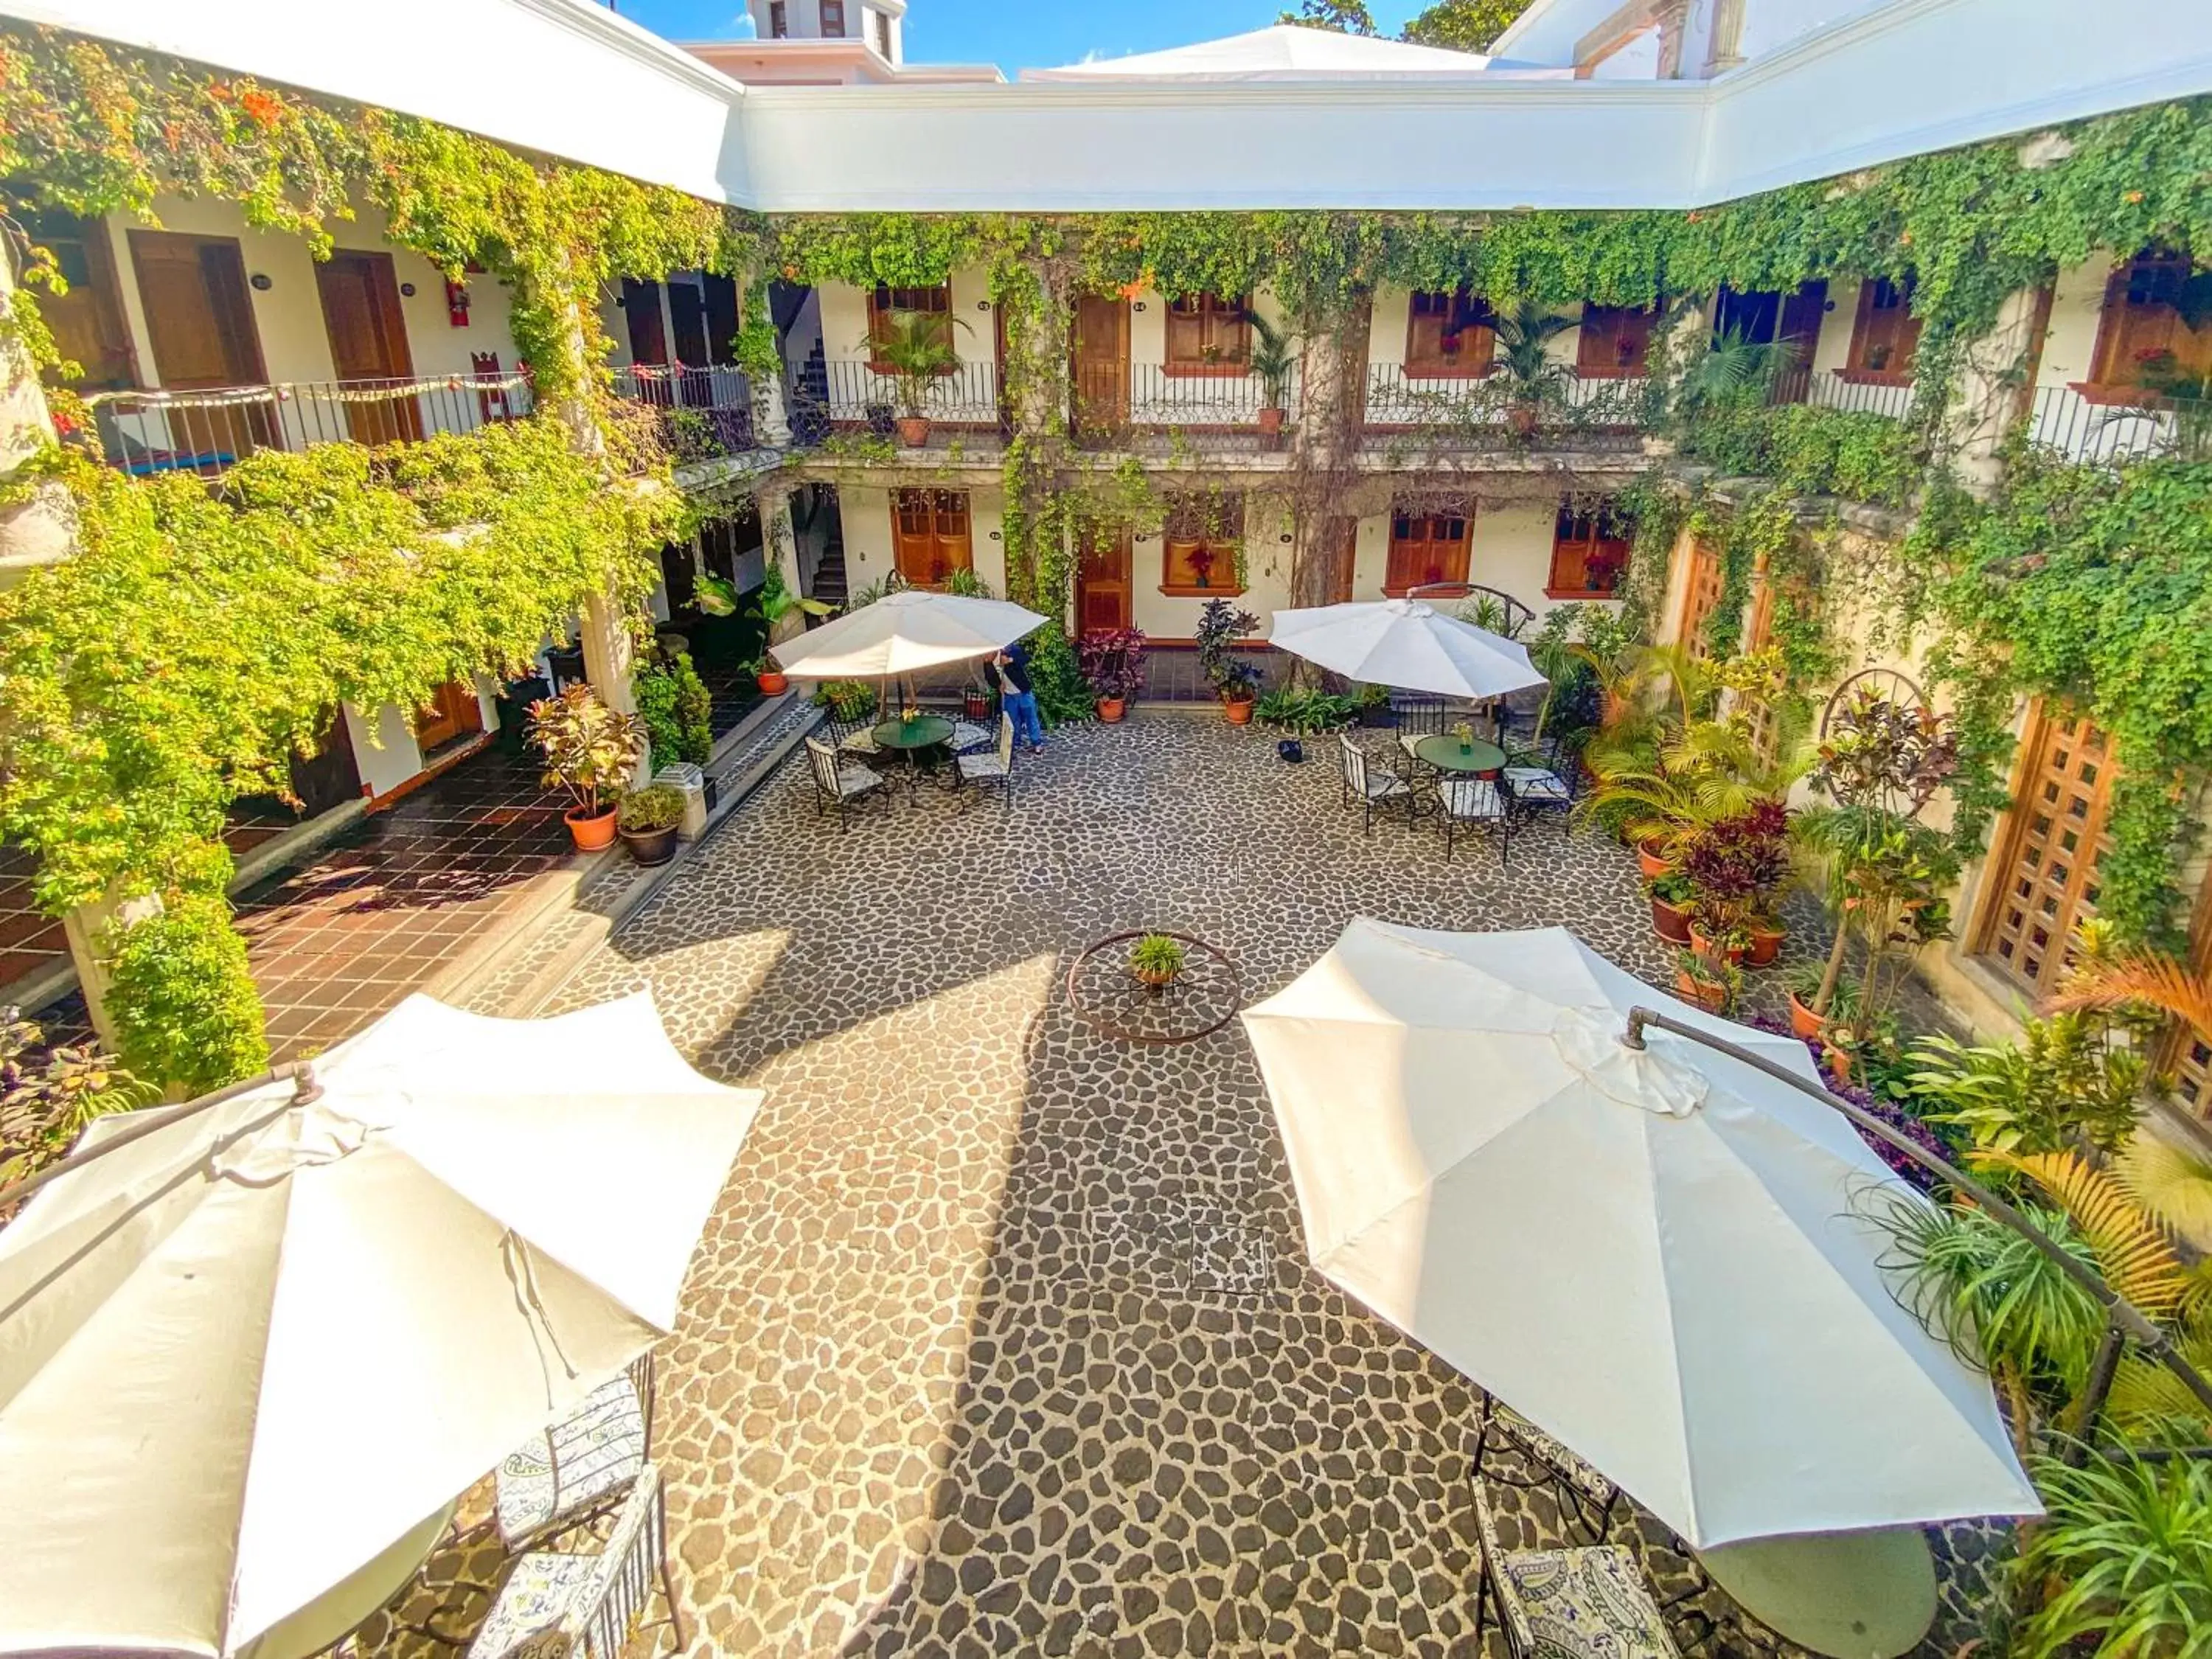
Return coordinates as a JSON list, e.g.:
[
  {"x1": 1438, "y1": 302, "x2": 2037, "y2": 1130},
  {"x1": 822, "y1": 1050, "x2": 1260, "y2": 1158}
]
[
  {"x1": 2102, "y1": 1324, "x2": 2212, "y2": 1436},
  {"x1": 2048, "y1": 949, "x2": 2212, "y2": 1037},
  {"x1": 1995, "y1": 1149, "x2": 2188, "y2": 1320},
  {"x1": 2115, "y1": 1134, "x2": 2212, "y2": 1254}
]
